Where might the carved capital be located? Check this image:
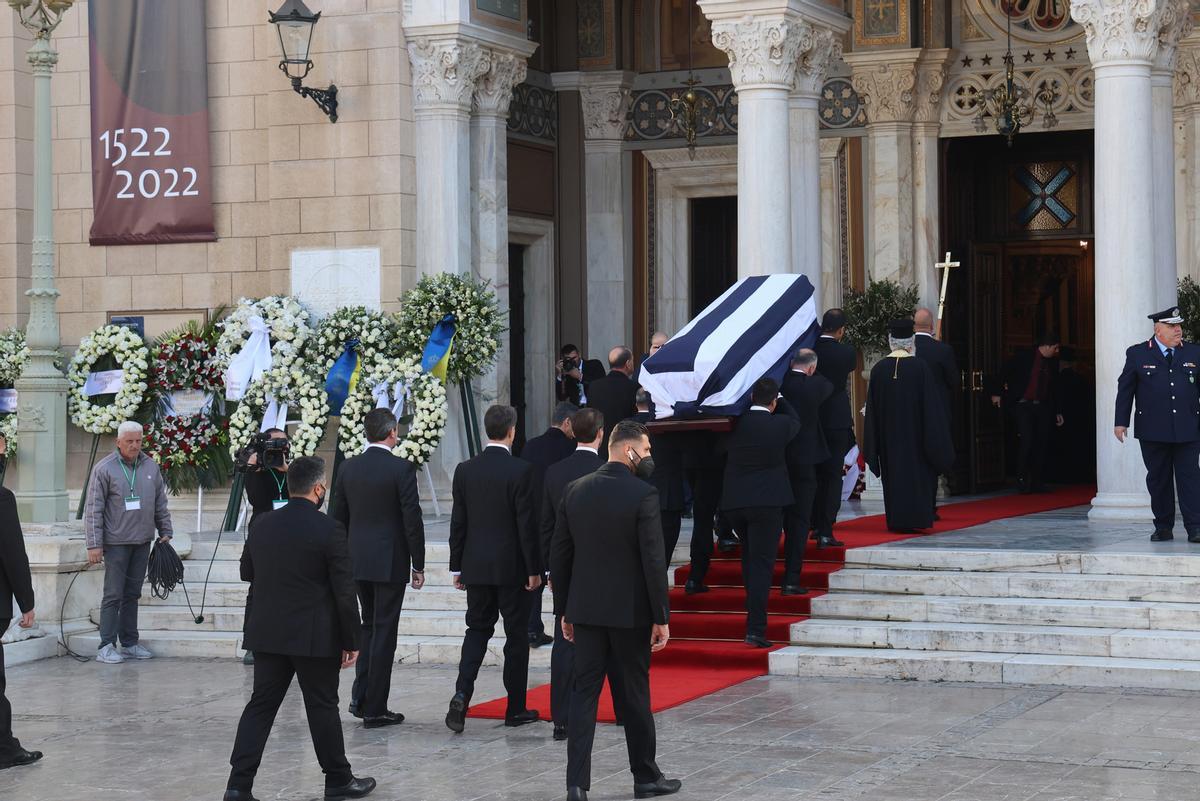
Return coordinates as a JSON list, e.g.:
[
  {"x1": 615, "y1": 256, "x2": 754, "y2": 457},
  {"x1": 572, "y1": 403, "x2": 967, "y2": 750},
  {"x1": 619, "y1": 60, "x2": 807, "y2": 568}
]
[
  {"x1": 711, "y1": 14, "x2": 809, "y2": 90},
  {"x1": 913, "y1": 50, "x2": 953, "y2": 124},
  {"x1": 473, "y1": 49, "x2": 529, "y2": 117},
  {"x1": 792, "y1": 25, "x2": 843, "y2": 97},
  {"x1": 846, "y1": 52, "x2": 920, "y2": 123},
  {"x1": 576, "y1": 72, "x2": 634, "y2": 141},
  {"x1": 1176, "y1": 35, "x2": 1200, "y2": 106},
  {"x1": 1154, "y1": 0, "x2": 1194, "y2": 71},
  {"x1": 1070, "y1": 0, "x2": 1173, "y2": 66},
  {"x1": 407, "y1": 36, "x2": 490, "y2": 111}
]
